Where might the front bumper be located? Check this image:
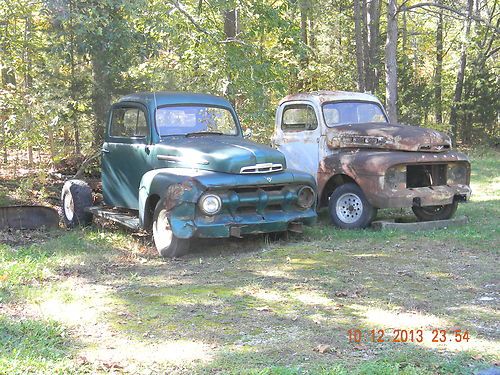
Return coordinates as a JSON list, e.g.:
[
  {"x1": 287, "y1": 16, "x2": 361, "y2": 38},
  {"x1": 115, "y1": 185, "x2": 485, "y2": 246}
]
[
  {"x1": 171, "y1": 209, "x2": 317, "y2": 239},
  {"x1": 368, "y1": 184, "x2": 471, "y2": 208}
]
